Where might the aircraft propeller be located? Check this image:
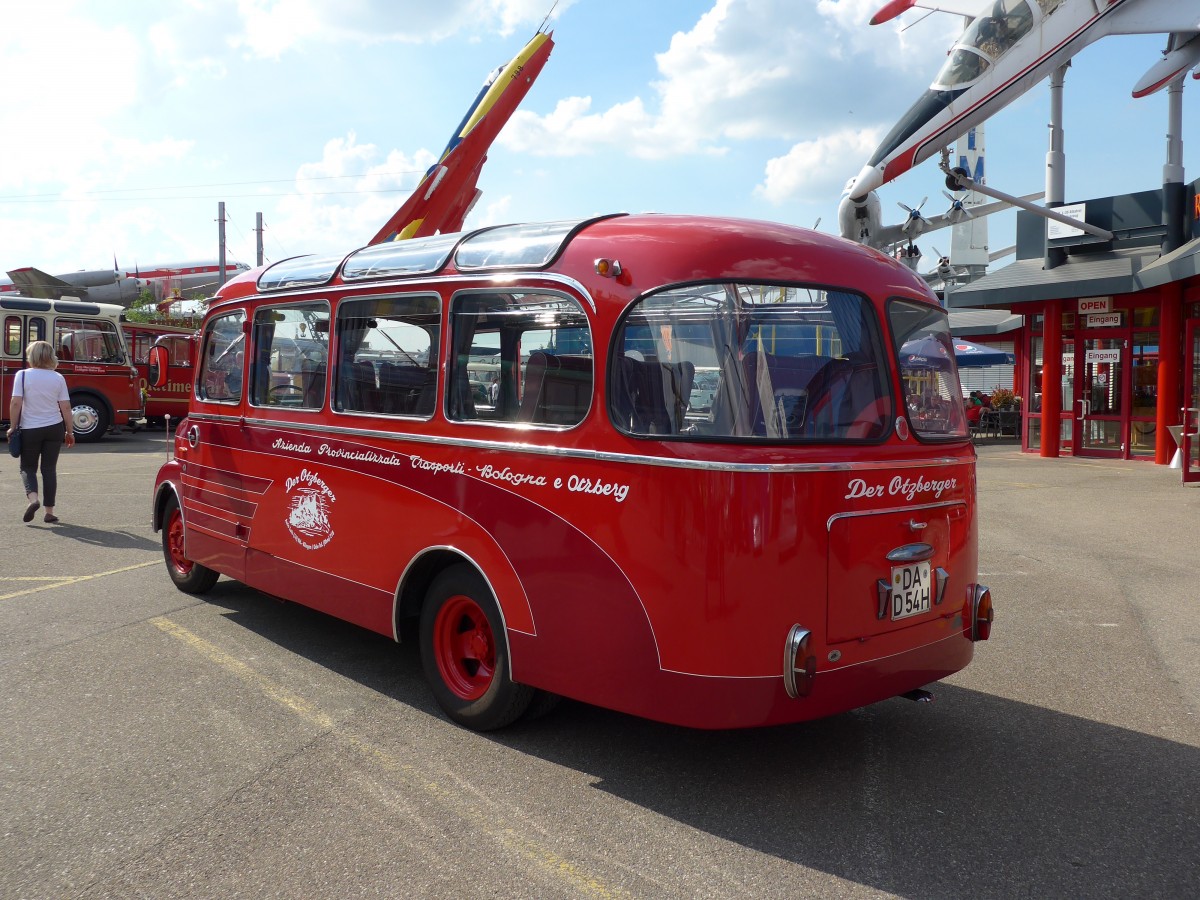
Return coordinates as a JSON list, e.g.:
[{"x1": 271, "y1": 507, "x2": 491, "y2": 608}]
[
  {"x1": 928, "y1": 245, "x2": 968, "y2": 284},
  {"x1": 897, "y1": 196, "x2": 930, "y2": 240},
  {"x1": 942, "y1": 189, "x2": 974, "y2": 225}
]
